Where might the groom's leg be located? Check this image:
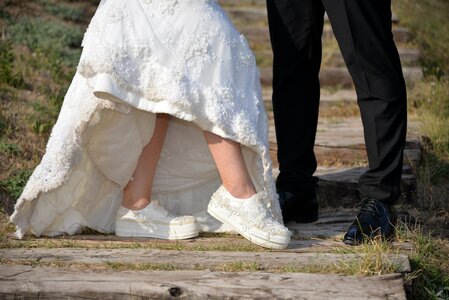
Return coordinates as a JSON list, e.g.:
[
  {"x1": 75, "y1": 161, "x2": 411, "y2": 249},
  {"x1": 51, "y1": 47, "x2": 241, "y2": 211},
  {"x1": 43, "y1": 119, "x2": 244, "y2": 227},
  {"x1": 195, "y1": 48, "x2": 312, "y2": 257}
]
[
  {"x1": 323, "y1": 0, "x2": 407, "y2": 204},
  {"x1": 267, "y1": 0, "x2": 325, "y2": 195},
  {"x1": 323, "y1": 0, "x2": 407, "y2": 243}
]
